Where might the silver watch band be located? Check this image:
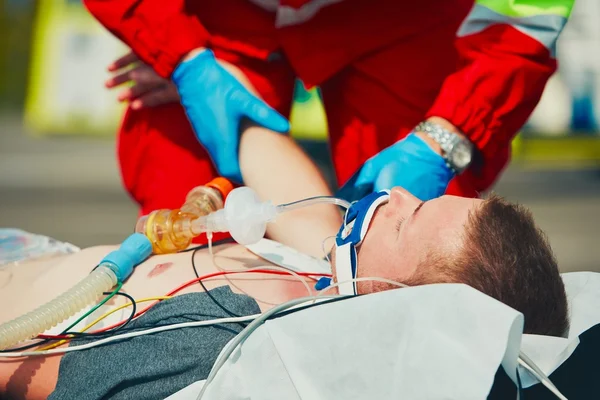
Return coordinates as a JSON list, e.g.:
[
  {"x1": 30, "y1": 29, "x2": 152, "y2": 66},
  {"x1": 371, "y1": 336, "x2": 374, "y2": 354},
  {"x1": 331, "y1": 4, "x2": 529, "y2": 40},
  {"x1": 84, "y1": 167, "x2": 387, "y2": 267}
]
[{"x1": 415, "y1": 121, "x2": 473, "y2": 174}]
